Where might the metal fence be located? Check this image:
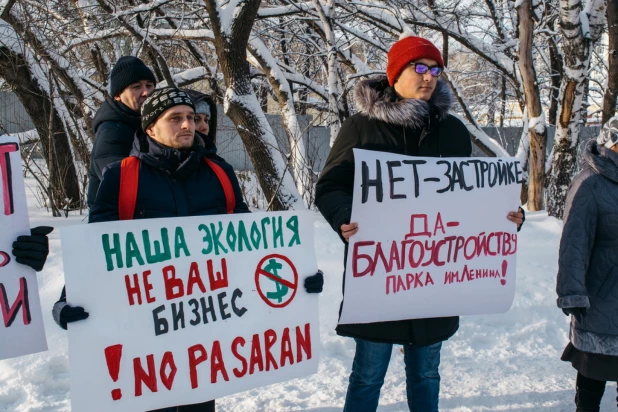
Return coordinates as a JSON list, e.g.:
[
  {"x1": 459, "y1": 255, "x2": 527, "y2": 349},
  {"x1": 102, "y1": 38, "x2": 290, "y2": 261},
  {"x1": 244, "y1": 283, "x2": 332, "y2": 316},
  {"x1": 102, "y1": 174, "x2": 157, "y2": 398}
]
[
  {"x1": 0, "y1": 93, "x2": 603, "y2": 173},
  {"x1": 220, "y1": 118, "x2": 602, "y2": 174},
  {"x1": 0, "y1": 91, "x2": 35, "y2": 134},
  {"x1": 476, "y1": 126, "x2": 601, "y2": 159}
]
